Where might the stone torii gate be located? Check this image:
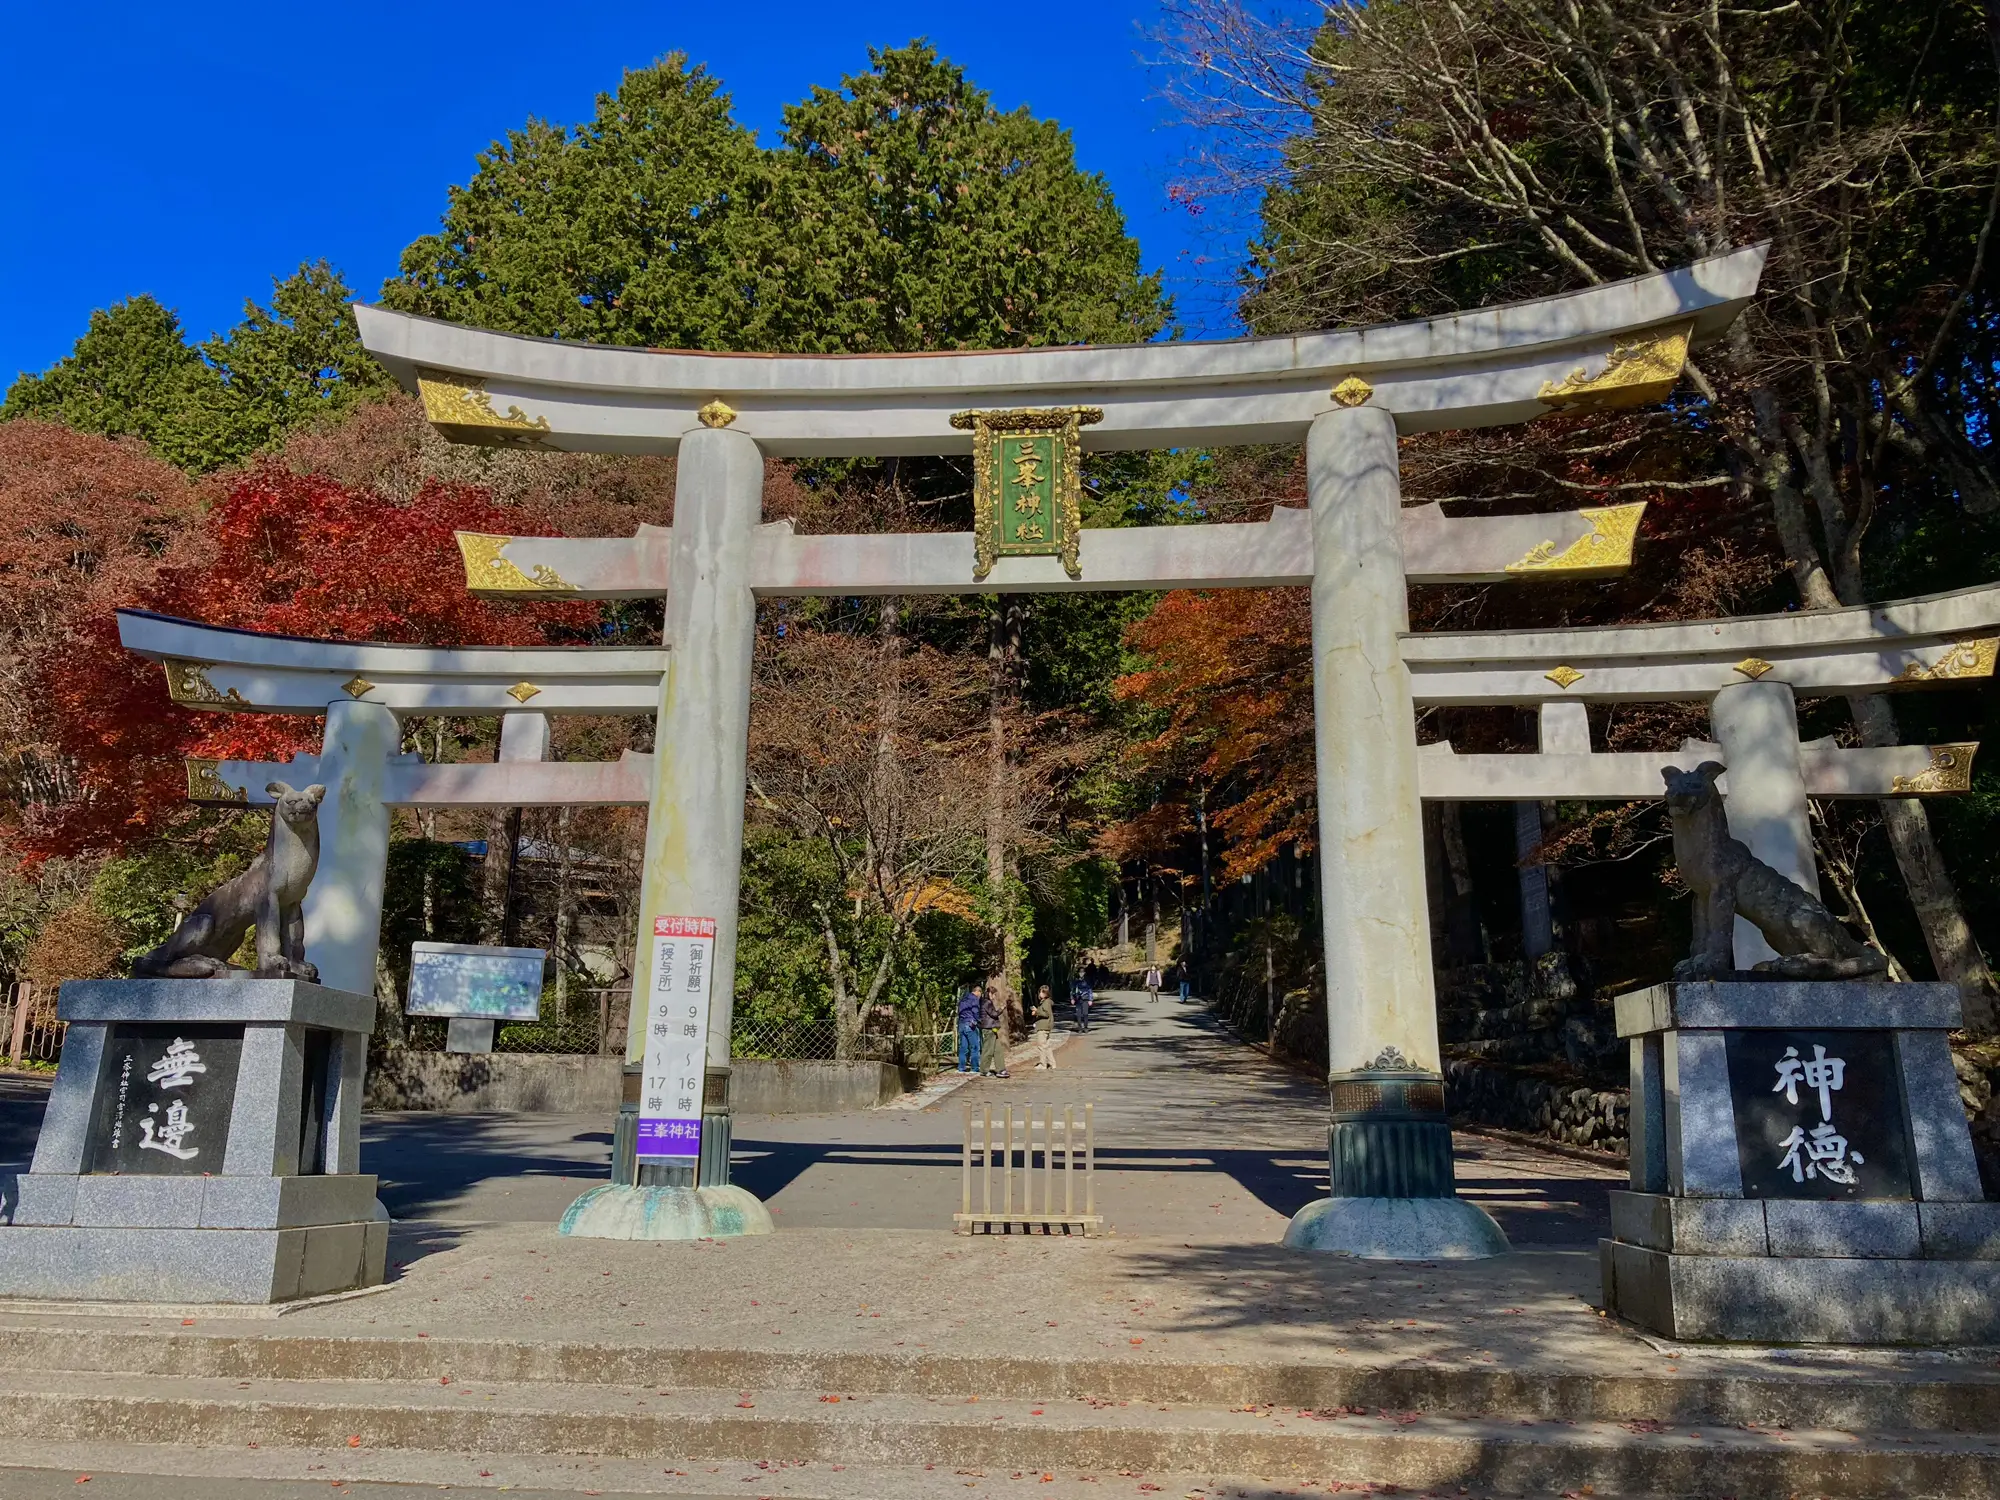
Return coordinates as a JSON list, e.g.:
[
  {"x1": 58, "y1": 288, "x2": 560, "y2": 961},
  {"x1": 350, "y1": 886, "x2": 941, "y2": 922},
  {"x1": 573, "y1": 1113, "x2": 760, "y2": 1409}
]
[{"x1": 352, "y1": 247, "x2": 1799, "y2": 1255}]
